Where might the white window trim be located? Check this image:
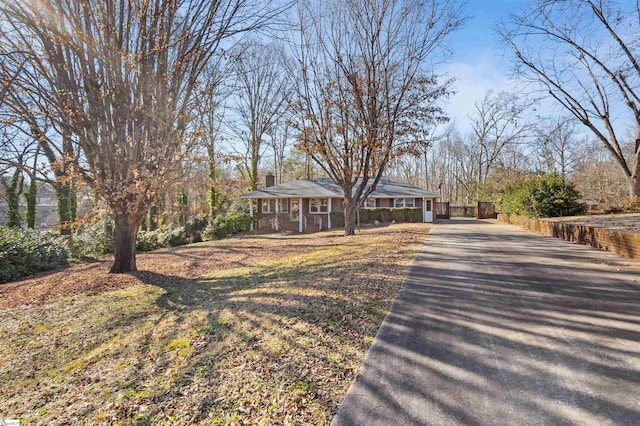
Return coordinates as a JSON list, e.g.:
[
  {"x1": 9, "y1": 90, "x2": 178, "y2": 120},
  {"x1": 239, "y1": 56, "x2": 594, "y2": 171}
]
[
  {"x1": 394, "y1": 198, "x2": 416, "y2": 208},
  {"x1": 309, "y1": 198, "x2": 329, "y2": 213},
  {"x1": 277, "y1": 199, "x2": 288, "y2": 213},
  {"x1": 365, "y1": 198, "x2": 376, "y2": 208},
  {"x1": 261, "y1": 199, "x2": 275, "y2": 214}
]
